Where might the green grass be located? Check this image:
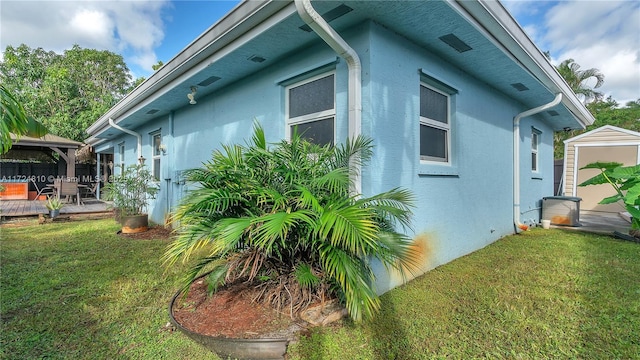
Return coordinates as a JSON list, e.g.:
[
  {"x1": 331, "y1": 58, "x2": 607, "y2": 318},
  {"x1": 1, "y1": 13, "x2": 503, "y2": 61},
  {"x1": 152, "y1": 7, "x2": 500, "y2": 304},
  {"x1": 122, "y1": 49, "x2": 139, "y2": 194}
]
[
  {"x1": 1, "y1": 220, "x2": 639, "y2": 359},
  {"x1": 287, "y1": 229, "x2": 640, "y2": 359},
  {"x1": 0, "y1": 218, "x2": 213, "y2": 360}
]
